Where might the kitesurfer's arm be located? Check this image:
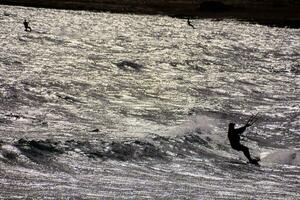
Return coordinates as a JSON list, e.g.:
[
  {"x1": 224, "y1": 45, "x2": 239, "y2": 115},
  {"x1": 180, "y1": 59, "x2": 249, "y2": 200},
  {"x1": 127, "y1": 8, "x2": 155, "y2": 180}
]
[{"x1": 235, "y1": 125, "x2": 248, "y2": 135}]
